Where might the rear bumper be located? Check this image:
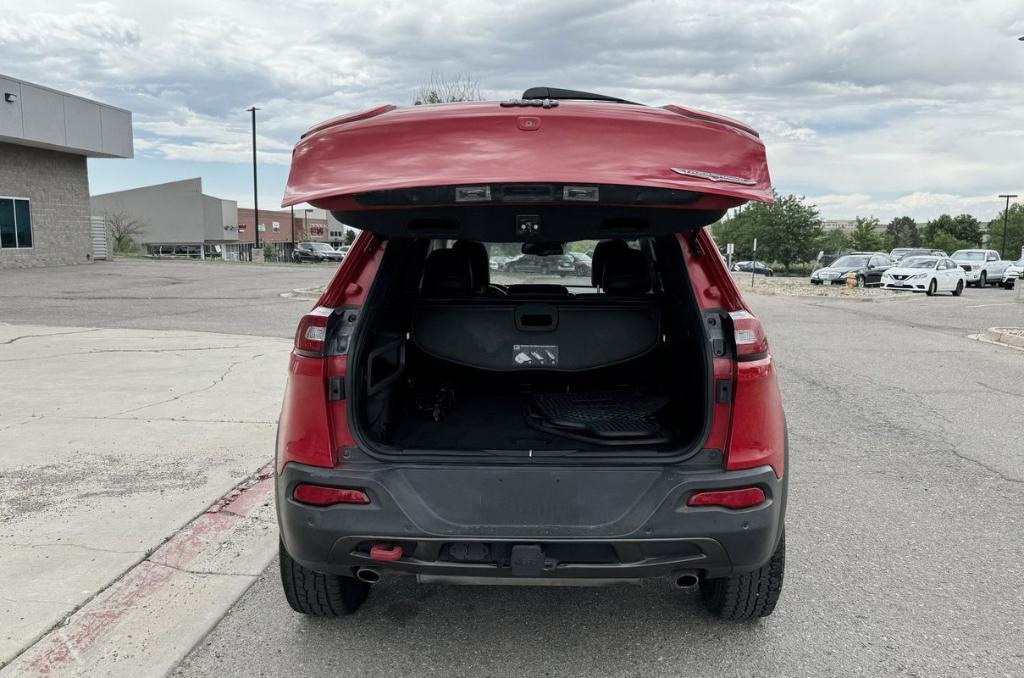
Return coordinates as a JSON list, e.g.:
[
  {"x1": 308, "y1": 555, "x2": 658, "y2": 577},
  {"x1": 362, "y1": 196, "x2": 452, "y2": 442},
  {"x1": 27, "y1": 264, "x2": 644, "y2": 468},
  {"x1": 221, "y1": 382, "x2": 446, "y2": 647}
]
[{"x1": 277, "y1": 461, "x2": 785, "y2": 581}]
